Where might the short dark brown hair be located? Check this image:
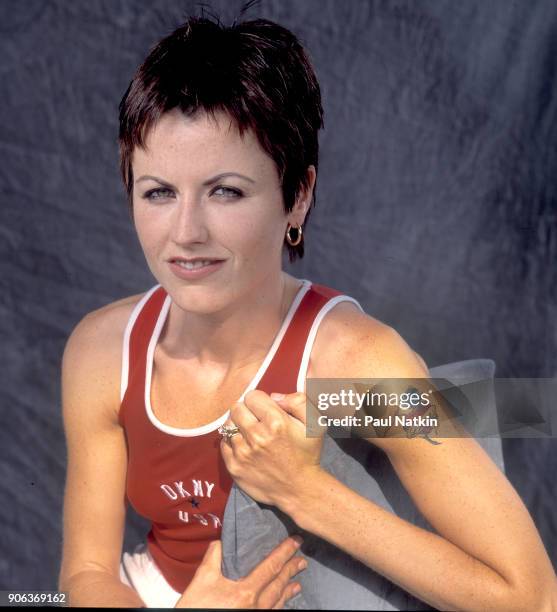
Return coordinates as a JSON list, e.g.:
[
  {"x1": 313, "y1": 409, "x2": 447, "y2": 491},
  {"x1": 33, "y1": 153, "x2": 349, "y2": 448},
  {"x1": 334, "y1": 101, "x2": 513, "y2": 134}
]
[{"x1": 118, "y1": 12, "x2": 324, "y2": 262}]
